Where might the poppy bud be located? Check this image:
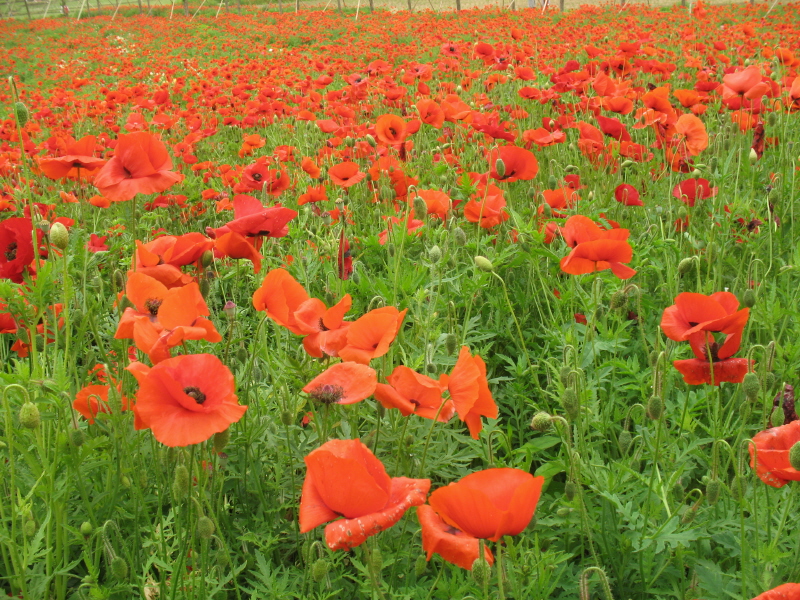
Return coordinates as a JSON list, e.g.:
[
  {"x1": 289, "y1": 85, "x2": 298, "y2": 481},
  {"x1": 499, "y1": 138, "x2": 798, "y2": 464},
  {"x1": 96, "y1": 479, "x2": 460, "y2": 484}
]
[
  {"x1": 35, "y1": 335, "x2": 45, "y2": 352},
  {"x1": 311, "y1": 558, "x2": 329, "y2": 583},
  {"x1": 494, "y1": 158, "x2": 506, "y2": 179},
  {"x1": 16, "y1": 327, "x2": 30, "y2": 345},
  {"x1": 742, "y1": 372, "x2": 760, "y2": 401},
  {"x1": 351, "y1": 269, "x2": 361, "y2": 284},
  {"x1": 556, "y1": 507, "x2": 572, "y2": 518},
  {"x1": 445, "y1": 333, "x2": 457, "y2": 356},
  {"x1": 730, "y1": 475, "x2": 747, "y2": 501},
  {"x1": 19, "y1": 401, "x2": 40, "y2": 429},
  {"x1": 387, "y1": 243, "x2": 395, "y2": 257},
  {"x1": 562, "y1": 387, "x2": 580, "y2": 420},
  {"x1": 110, "y1": 556, "x2": 128, "y2": 580},
  {"x1": 620, "y1": 160, "x2": 634, "y2": 170},
  {"x1": 216, "y1": 549, "x2": 231, "y2": 568},
  {"x1": 23, "y1": 519, "x2": 36, "y2": 537},
  {"x1": 474, "y1": 256, "x2": 494, "y2": 272},
  {"x1": 14, "y1": 101, "x2": 29, "y2": 127},
  {"x1": 213, "y1": 429, "x2": 230, "y2": 453},
  {"x1": 768, "y1": 187, "x2": 780, "y2": 203},
  {"x1": 223, "y1": 301, "x2": 236, "y2": 320},
  {"x1": 70, "y1": 427, "x2": 84, "y2": 447},
  {"x1": 236, "y1": 347, "x2": 248, "y2": 364},
  {"x1": 197, "y1": 516, "x2": 215, "y2": 540},
  {"x1": 453, "y1": 226, "x2": 467, "y2": 246},
  {"x1": 321, "y1": 211, "x2": 333, "y2": 227},
  {"x1": 413, "y1": 196, "x2": 427, "y2": 220},
  {"x1": 120, "y1": 475, "x2": 131, "y2": 489},
  {"x1": 531, "y1": 411, "x2": 552, "y2": 432},
  {"x1": 559, "y1": 366, "x2": 571, "y2": 385},
  {"x1": 789, "y1": 442, "x2": 800, "y2": 471},
  {"x1": 80, "y1": 521, "x2": 93, "y2": 538},
  {"x1": 705, "y1": 478, "x2": 722, "y2": 505},
  {"x1": 587, "y1": 191, "x2": 594, "y2": 201},
  {"x1": 646, "y1": 395, "x2": 663, "y2": 420},
  {"x1": 200, "y1": 278, "x2": 211, "y2": 299},
  {"x1": 368, "y1": 546, "x2": 383, "y2": 576},
  {"x1": 564, "y1": 481, "x2": 578, "y2": 501},
  {"x1": 37, "y1": 220, "x2": 51, "y2": 235},
  {"x1": 767, "y1": 112, "x2": 777, "y2": 127},
  {"x1": 366, "y1": 134, "x2": 377, "y2": 147},
  {"x1": 362, "y1": 430, "x2": 376, "y2": 450},
  {"x1": 428, "y1": 245, "x2": 442, "y2": 264},
  {"x1": 541, "y1": 202, "x2": 552, "y2": 218},
  {"x1": 200, "y1": 250, "x2": 214, "y2": 268},
  {"x1": 609, "y1": 290, "x2": 627, "y2": 310},
  {"x1": 547, "y1": 175, "x2": 558, "y2": 189},
  {"x1": 425, "y1": 362, "x2": 436, "y2": 374},
  {"x1": 671, "y1": 478, "x2": 684, "y2": 499},
  {"x1": 471, "y1": 556, "x2": 491, "y2": 583},
  {"x1": 414, "y1": 554, "x2": 427, "y2": 578},
  {"x1": 677, "y1": 257, "x2": 695, "y2": 276},
  {"x1": 618, "y1": 430, "x2": 632, "y2": 455},
  {"x1": 172, "y1": 464, "x2": 190, "y2": 503},
  {"x1": 748, "y1": 148, "x2": 758, "y2": 164},
  {"x1": 742, "y1": 289, "x2": 756, "y2": 309},
  {"x1": 564, "y1": 164, "x2": 579, "y2": 173},
  {"x1": 680, "y1": 502, "x2": 699, "y2": 524},
  {"x1": 50, "y1": 222, "x2": 69, "y2": 250}
]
